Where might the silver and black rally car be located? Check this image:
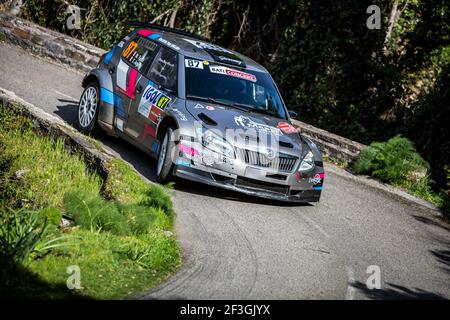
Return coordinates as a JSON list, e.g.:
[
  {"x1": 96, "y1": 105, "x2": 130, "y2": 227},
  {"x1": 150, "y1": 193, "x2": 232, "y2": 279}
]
[{"x1": 77, "y1": 21, "x2": 324, "y2": 202}]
